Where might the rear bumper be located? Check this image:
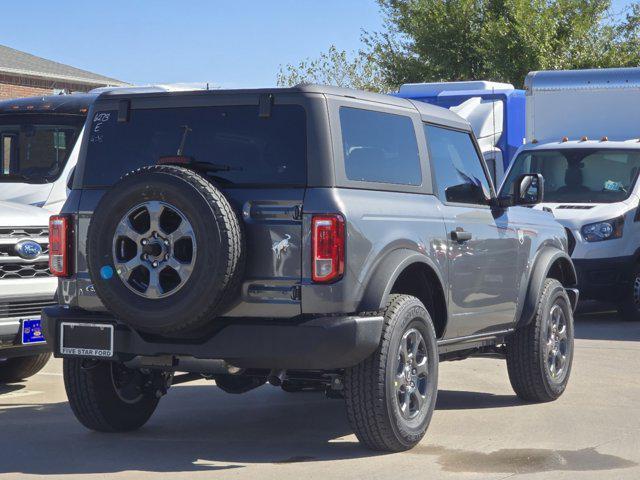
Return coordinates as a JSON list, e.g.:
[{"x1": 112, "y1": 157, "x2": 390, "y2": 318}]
[
  {"x1": 573, "y1": 256, "x2": 634, "y2": 301},
  {"x1": 0, "y1": 277, "x2": 57, "y2": 301},
  {"x1": 43, "y1": 307, "x2": 384, "y2": 370}
]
